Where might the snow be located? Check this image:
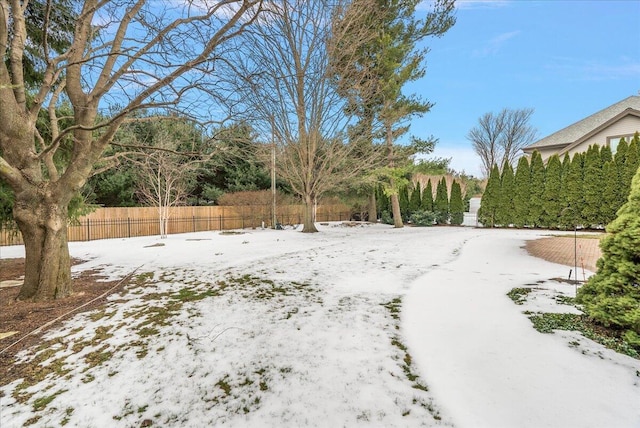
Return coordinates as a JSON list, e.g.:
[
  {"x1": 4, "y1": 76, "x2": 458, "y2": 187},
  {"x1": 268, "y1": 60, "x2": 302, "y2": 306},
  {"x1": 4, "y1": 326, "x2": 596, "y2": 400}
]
[{"x1": 1, "y1": 224, "x2": 639, "y2": 428}]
